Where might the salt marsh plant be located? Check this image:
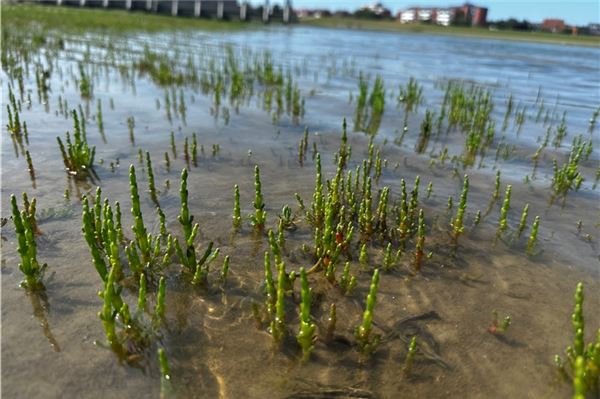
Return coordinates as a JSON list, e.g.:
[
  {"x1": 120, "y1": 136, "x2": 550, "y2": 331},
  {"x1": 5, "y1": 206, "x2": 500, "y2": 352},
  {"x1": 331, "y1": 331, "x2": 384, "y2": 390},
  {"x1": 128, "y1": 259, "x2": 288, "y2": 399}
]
[
  {"x1": 263, "y1": 252, "x2": 276, "y2": 320},
  {"x1": 96, "y1": 264, "x2": 163, "y2": 362},
  {"x1": 146, "y1": 152, "x2": 159, "y2": 204},
  {"x1": 354, "y1": 74, "x2": 385, "y2": 134},
  {"x1": 413, "y1": 210, "x2": 426, "y2": 273},
  {"x1": 415, "y1": 110, "x2": 433, "y2": 154},
  {"x1": 130, "y1": 165, "x2": 153, "y2": 264},
  {"x1": 296, "y1": 267, "x2": 317, "y2": 361},
  {"x1": 527, "y1": 216, "x2": 540, "y2": 255},
  {"x1": 365, "y1": 75, "x2": 385, "y2": 135},
  {"x1": 555, "y1": 283, "x2": 600, "y2": 397},
  {"x1": 158, "y1": 348, "x2": 174, "y2": 398},
  {"x1": 232, "y1": 184, "x2": 242, "y2": 229},
  {"x1": 11, "y1": 194, "x2": 47, "y2": 291},
  {"x1": 270, "y1": 262, "x2": 288, "y2": 343},
  {"x1": 127, "y1": 116, "x2": 135, "y2": 145},
  {"x1": 403, "y1": 336, "x2": 418, "y2": 376},
  {"x1": 339, "y1": 261, "x2": 357, "y2": 294},
  {"x1": 497, "y1": 185, "x2": 512, "y2": 235},
  {"x1": 516, "y1": 204, "x2": 529, "y2": 239},
  {"x1": 551, "y1": 138, "x2": 586, "y2": 202},
  {"x1": 249, "y1": 165, "x2": 266, "y2": 229},
  {"x1": 57, "y1": 110, "x2": 95, "y2": 178},
  {"x1": 397, "y1": 78, "x2": 423, "y2": 113},
  {"x1": 326, "y1": 303, "x2": 337, "y2": 342},
  {"x1": 355, "y1": 269, "x2": 381, "y2": 356},
  {"x1": 220, "y1": 256, "x2": 230, "y2": 284},
  {"x1": 175, "y1": 169, "x2": 219, "y2": 285},
  {"x1": 487, "y1": 310, "x2": 511, "y2": 335},
  {"x1": 78, "y1": 63, "x2": 92, "y2": 98},
  {"x1": 451, "y1": 175, "x2": 469, "y2": 242}
]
